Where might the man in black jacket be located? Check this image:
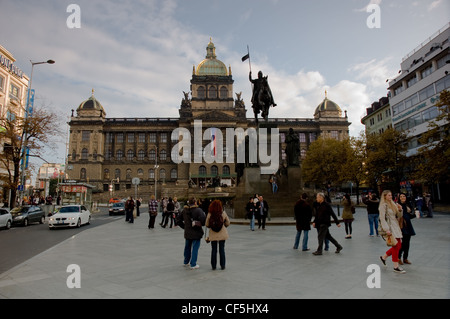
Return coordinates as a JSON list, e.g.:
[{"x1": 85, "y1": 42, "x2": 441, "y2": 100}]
[
  {"x1": 177, "y1": 198, "x2": 206, "y2": 269},
  {"x1": 312, "y1": 193, "x2": 342, "y2": 255}
]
